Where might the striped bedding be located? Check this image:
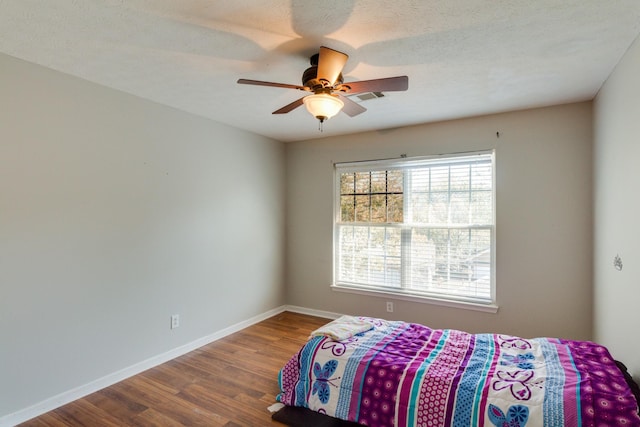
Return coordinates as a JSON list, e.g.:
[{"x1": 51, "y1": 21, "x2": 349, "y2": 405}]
[{"x1": 278, "y1": 317, "x2": 640, "y2": 426}]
